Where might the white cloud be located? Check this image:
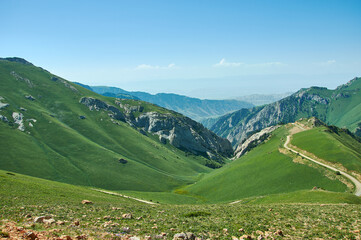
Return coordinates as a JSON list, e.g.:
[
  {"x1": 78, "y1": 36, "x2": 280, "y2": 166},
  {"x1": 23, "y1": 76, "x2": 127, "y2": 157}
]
[
  {"x1": 317, "y1": 60, "x2": 336, "y2": 66},
  {"x1": 214, "y1": 58, "x2": 284, "y2": 68},
  {"x1": 214, "y1": 58, "x2": 243, "y2": 67},
  {"x1": 135, "y1": 63, "x2": 177, "y2": 70}
]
